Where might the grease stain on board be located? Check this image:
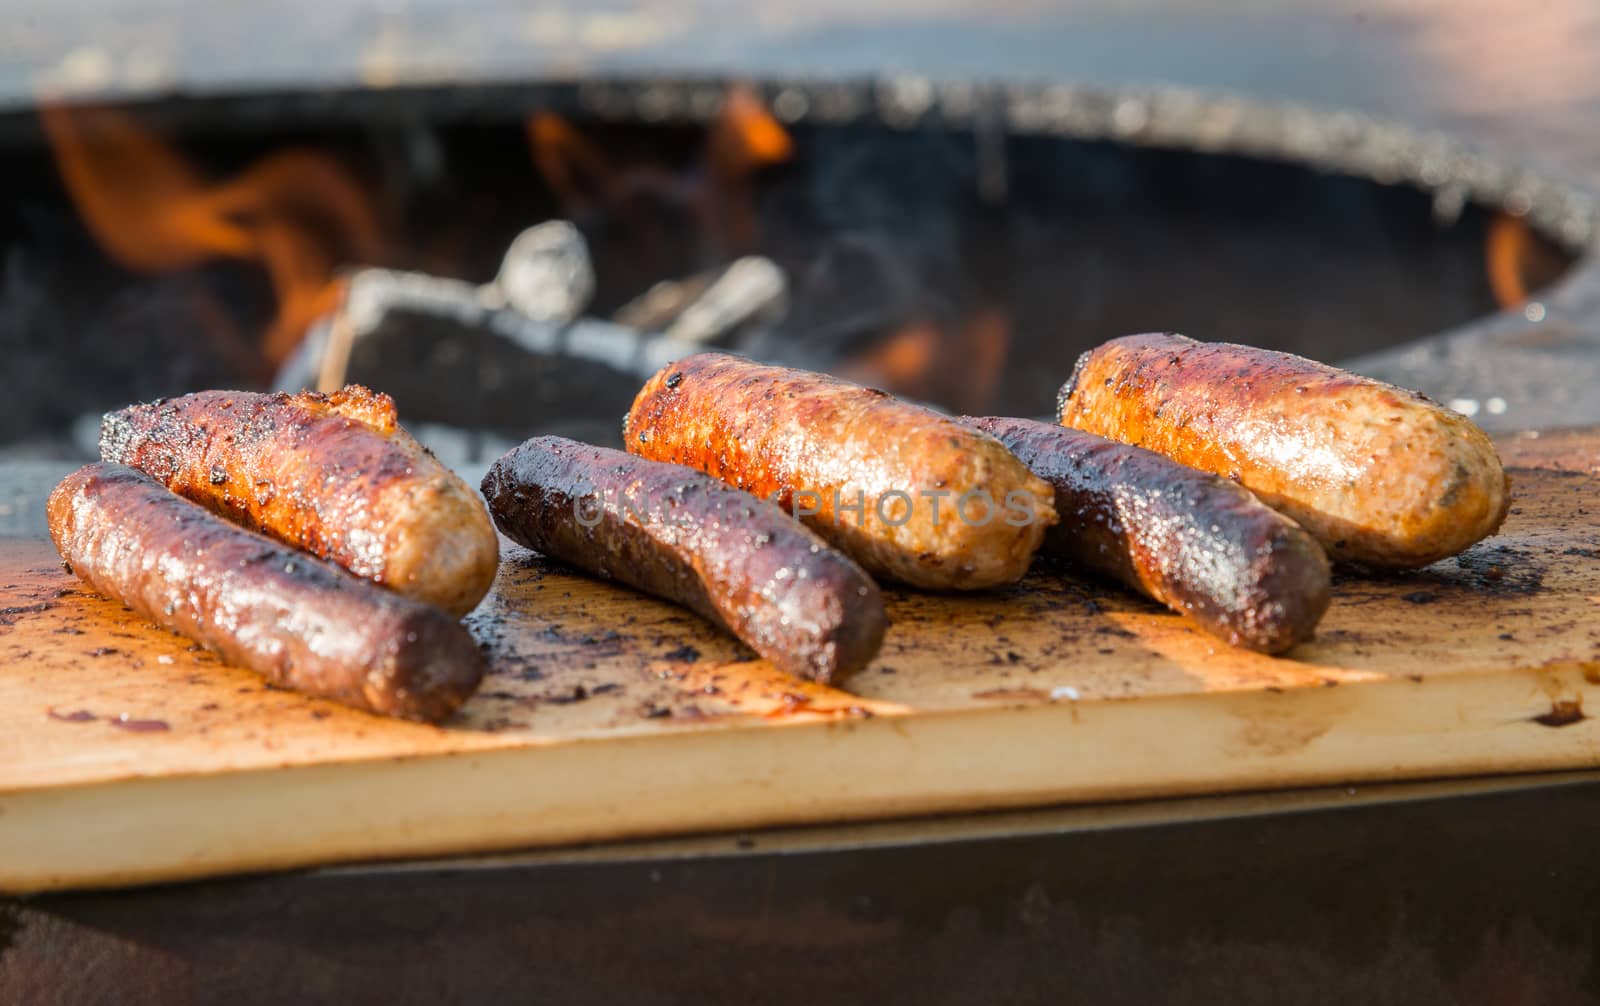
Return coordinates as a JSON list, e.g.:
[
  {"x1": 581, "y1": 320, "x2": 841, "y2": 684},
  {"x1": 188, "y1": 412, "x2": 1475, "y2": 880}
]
[
  {"x1": 1531, "y1": 698, "x2": 1587, "y2": 728},
  {"x1": 1223, "y1": 687, "x2": 1354, "y2": 758}
]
